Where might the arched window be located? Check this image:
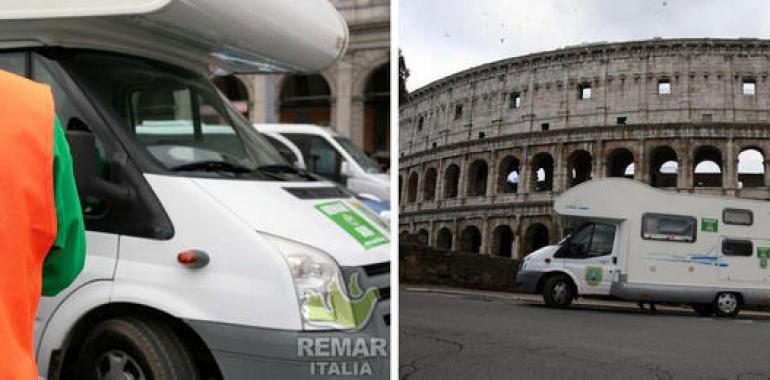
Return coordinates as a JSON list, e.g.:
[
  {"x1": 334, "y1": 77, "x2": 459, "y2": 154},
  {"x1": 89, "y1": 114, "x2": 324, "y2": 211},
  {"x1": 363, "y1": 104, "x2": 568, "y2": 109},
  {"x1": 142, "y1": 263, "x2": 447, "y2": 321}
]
[
  {"x1": 364, "y1": 63, "x2": 390, "y2": 164},
  {"x1": 436, "y1": 228, "x2": 453, "y2": 250},
  {"x1": 407, "y1": 172, "x2": 419, "y2": 203},
  {"x1": 524, "y1": 224, "x2": 549, "y2": 256},
  {"x1": 531, "y1": 153, "x2": 554, "y2": 191},
  {"x1": 467, "y1": 160, "x2": 489, "y2": 196},
  {"x1": 213, "y1": 75, "x2": 250, "y2": 117},
  {"x1": 738, "y1": 148, "x2": 766, "y2": 188},
  {"x1": 497, "y1": 156, "x2": 520, "y2": 193},
  {"x1": 492, "y1": 225, "x2": 514, "y2": 258},
  {"x1": 649, "y1": 146, "x2": 678, "y2": 188},
  {"x1": 423, "y1": 168, "x2": 438, "y2": 201},
  {"x1": 567, "y1": 149, "x2": 592, "y2": 187},
  {"x1": 607, "y1": 148, "x2": 634, "y2": 179},
  {"x1": 460, "y1": 226, "x2": 482, "y2": 253},
  {"x1": 416, "y1": 229, "x2": 429, "y2": 245},
  {"x1": 693, "y1": 146, "x2": 723, "y2": 187},
  {"x1": 444, "y1": 164, "x2": 460, "y2": 198},
  {"x1": 279, "y1": 74, "x2": 331, "y2": 126}
]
